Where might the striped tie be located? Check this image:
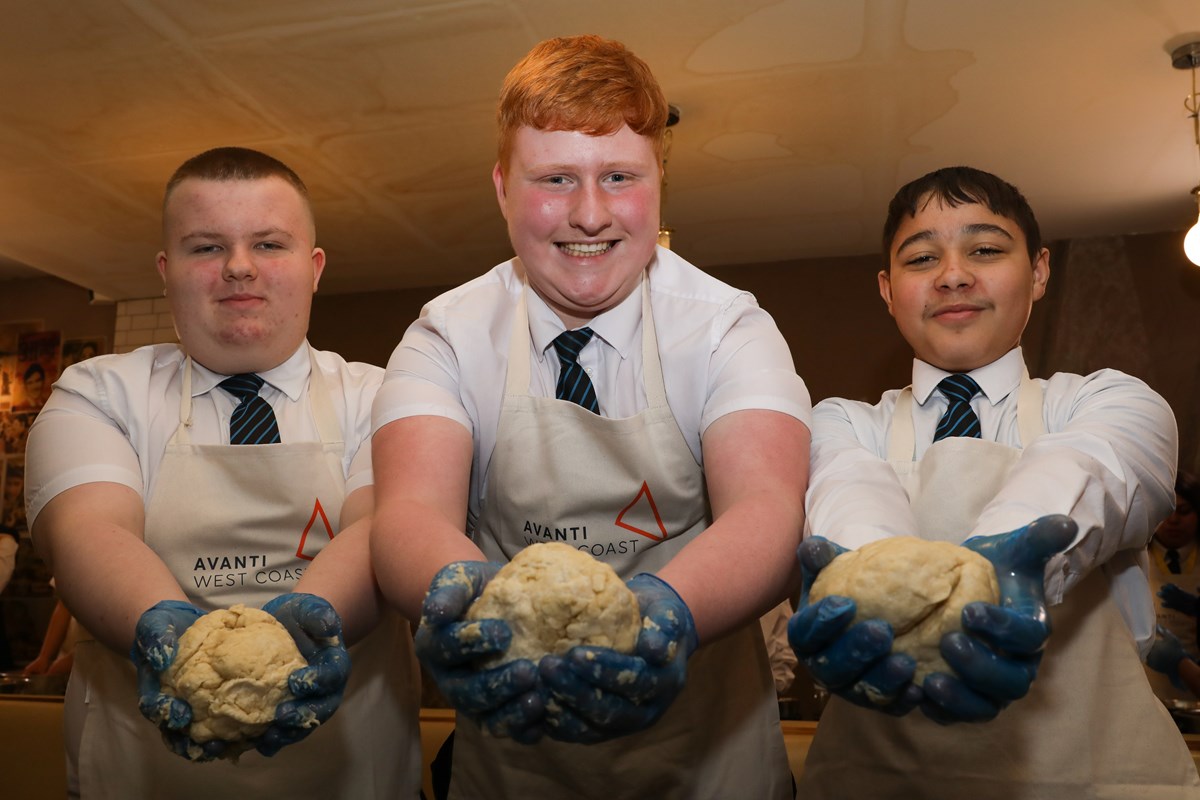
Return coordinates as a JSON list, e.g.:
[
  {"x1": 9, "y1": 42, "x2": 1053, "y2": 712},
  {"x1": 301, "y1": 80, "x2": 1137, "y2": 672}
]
[
  {"x1": 552, "y1": 328, "x2": 600, "y2": 414},
  {"x1": 1167, "y1": 548, "x2": 1182, "y2": 574},
  {"x1": 219, "y1": 373, "x2": 282, "y2": 445},
  {"x1": 933, "y1": 374, "x2": 982, "y2": 442}
]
